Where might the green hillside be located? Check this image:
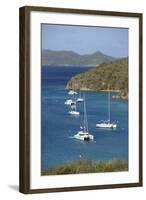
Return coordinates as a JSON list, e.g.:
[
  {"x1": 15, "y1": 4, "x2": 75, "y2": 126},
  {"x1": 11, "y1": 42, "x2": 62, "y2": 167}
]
[{"x1": 66, "y1": 58, "x2": 128, "y2": 99}]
